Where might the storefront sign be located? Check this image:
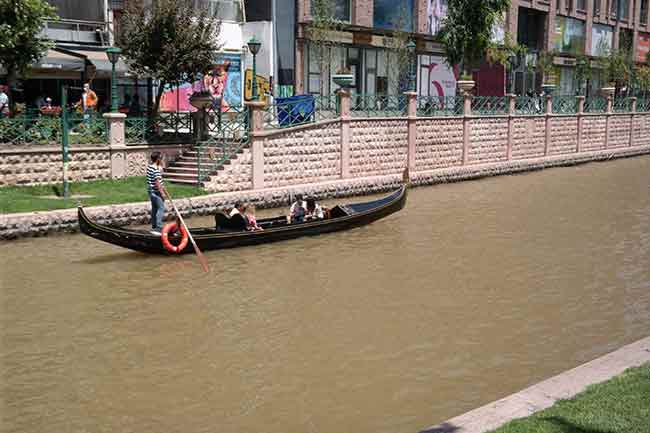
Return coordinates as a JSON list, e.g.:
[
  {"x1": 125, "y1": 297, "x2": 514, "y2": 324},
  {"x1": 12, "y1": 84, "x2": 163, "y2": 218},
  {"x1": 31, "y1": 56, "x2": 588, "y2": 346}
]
[
  {"x1": 418, "y1": 54, "x2": 456, "y2": 98},
  {"x1": 637, "y1": 32, "x2": 650, "y2": 63},
  {"x1": 244, "y1": 69, "x2": 270, "y2": 102}
]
